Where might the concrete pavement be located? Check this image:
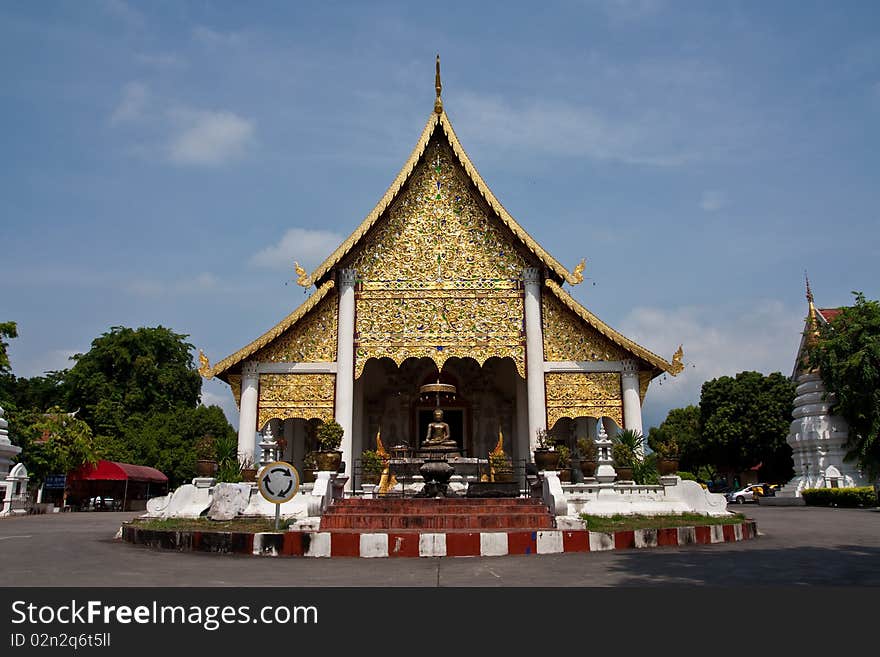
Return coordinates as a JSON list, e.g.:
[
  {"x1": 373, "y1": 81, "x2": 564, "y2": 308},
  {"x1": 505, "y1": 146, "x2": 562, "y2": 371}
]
[{"x1": 1, "y1": 505, "x2": 878, "y2": 586}]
